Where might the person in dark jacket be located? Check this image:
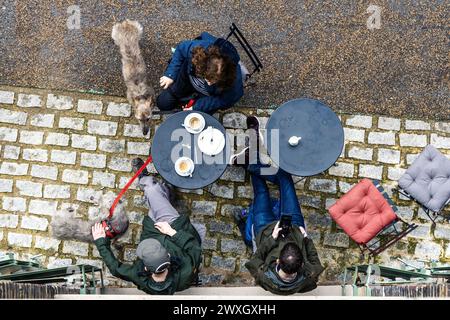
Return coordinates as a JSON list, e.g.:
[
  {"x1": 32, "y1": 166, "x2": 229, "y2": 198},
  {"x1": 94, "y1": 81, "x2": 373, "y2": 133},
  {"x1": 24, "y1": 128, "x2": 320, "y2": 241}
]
[
  {"x1": 157, "y1": 32, "x2": 244, "y2": 114},
  {"x1": 92, "y1": 158, "x2": 203, "y2": 295},
  {"x1": 242, "y1": 162, "x2": 325, "y2": 295},
  {"x1": 232, "y1": 117, "x2": 324, "y2": 294}
]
